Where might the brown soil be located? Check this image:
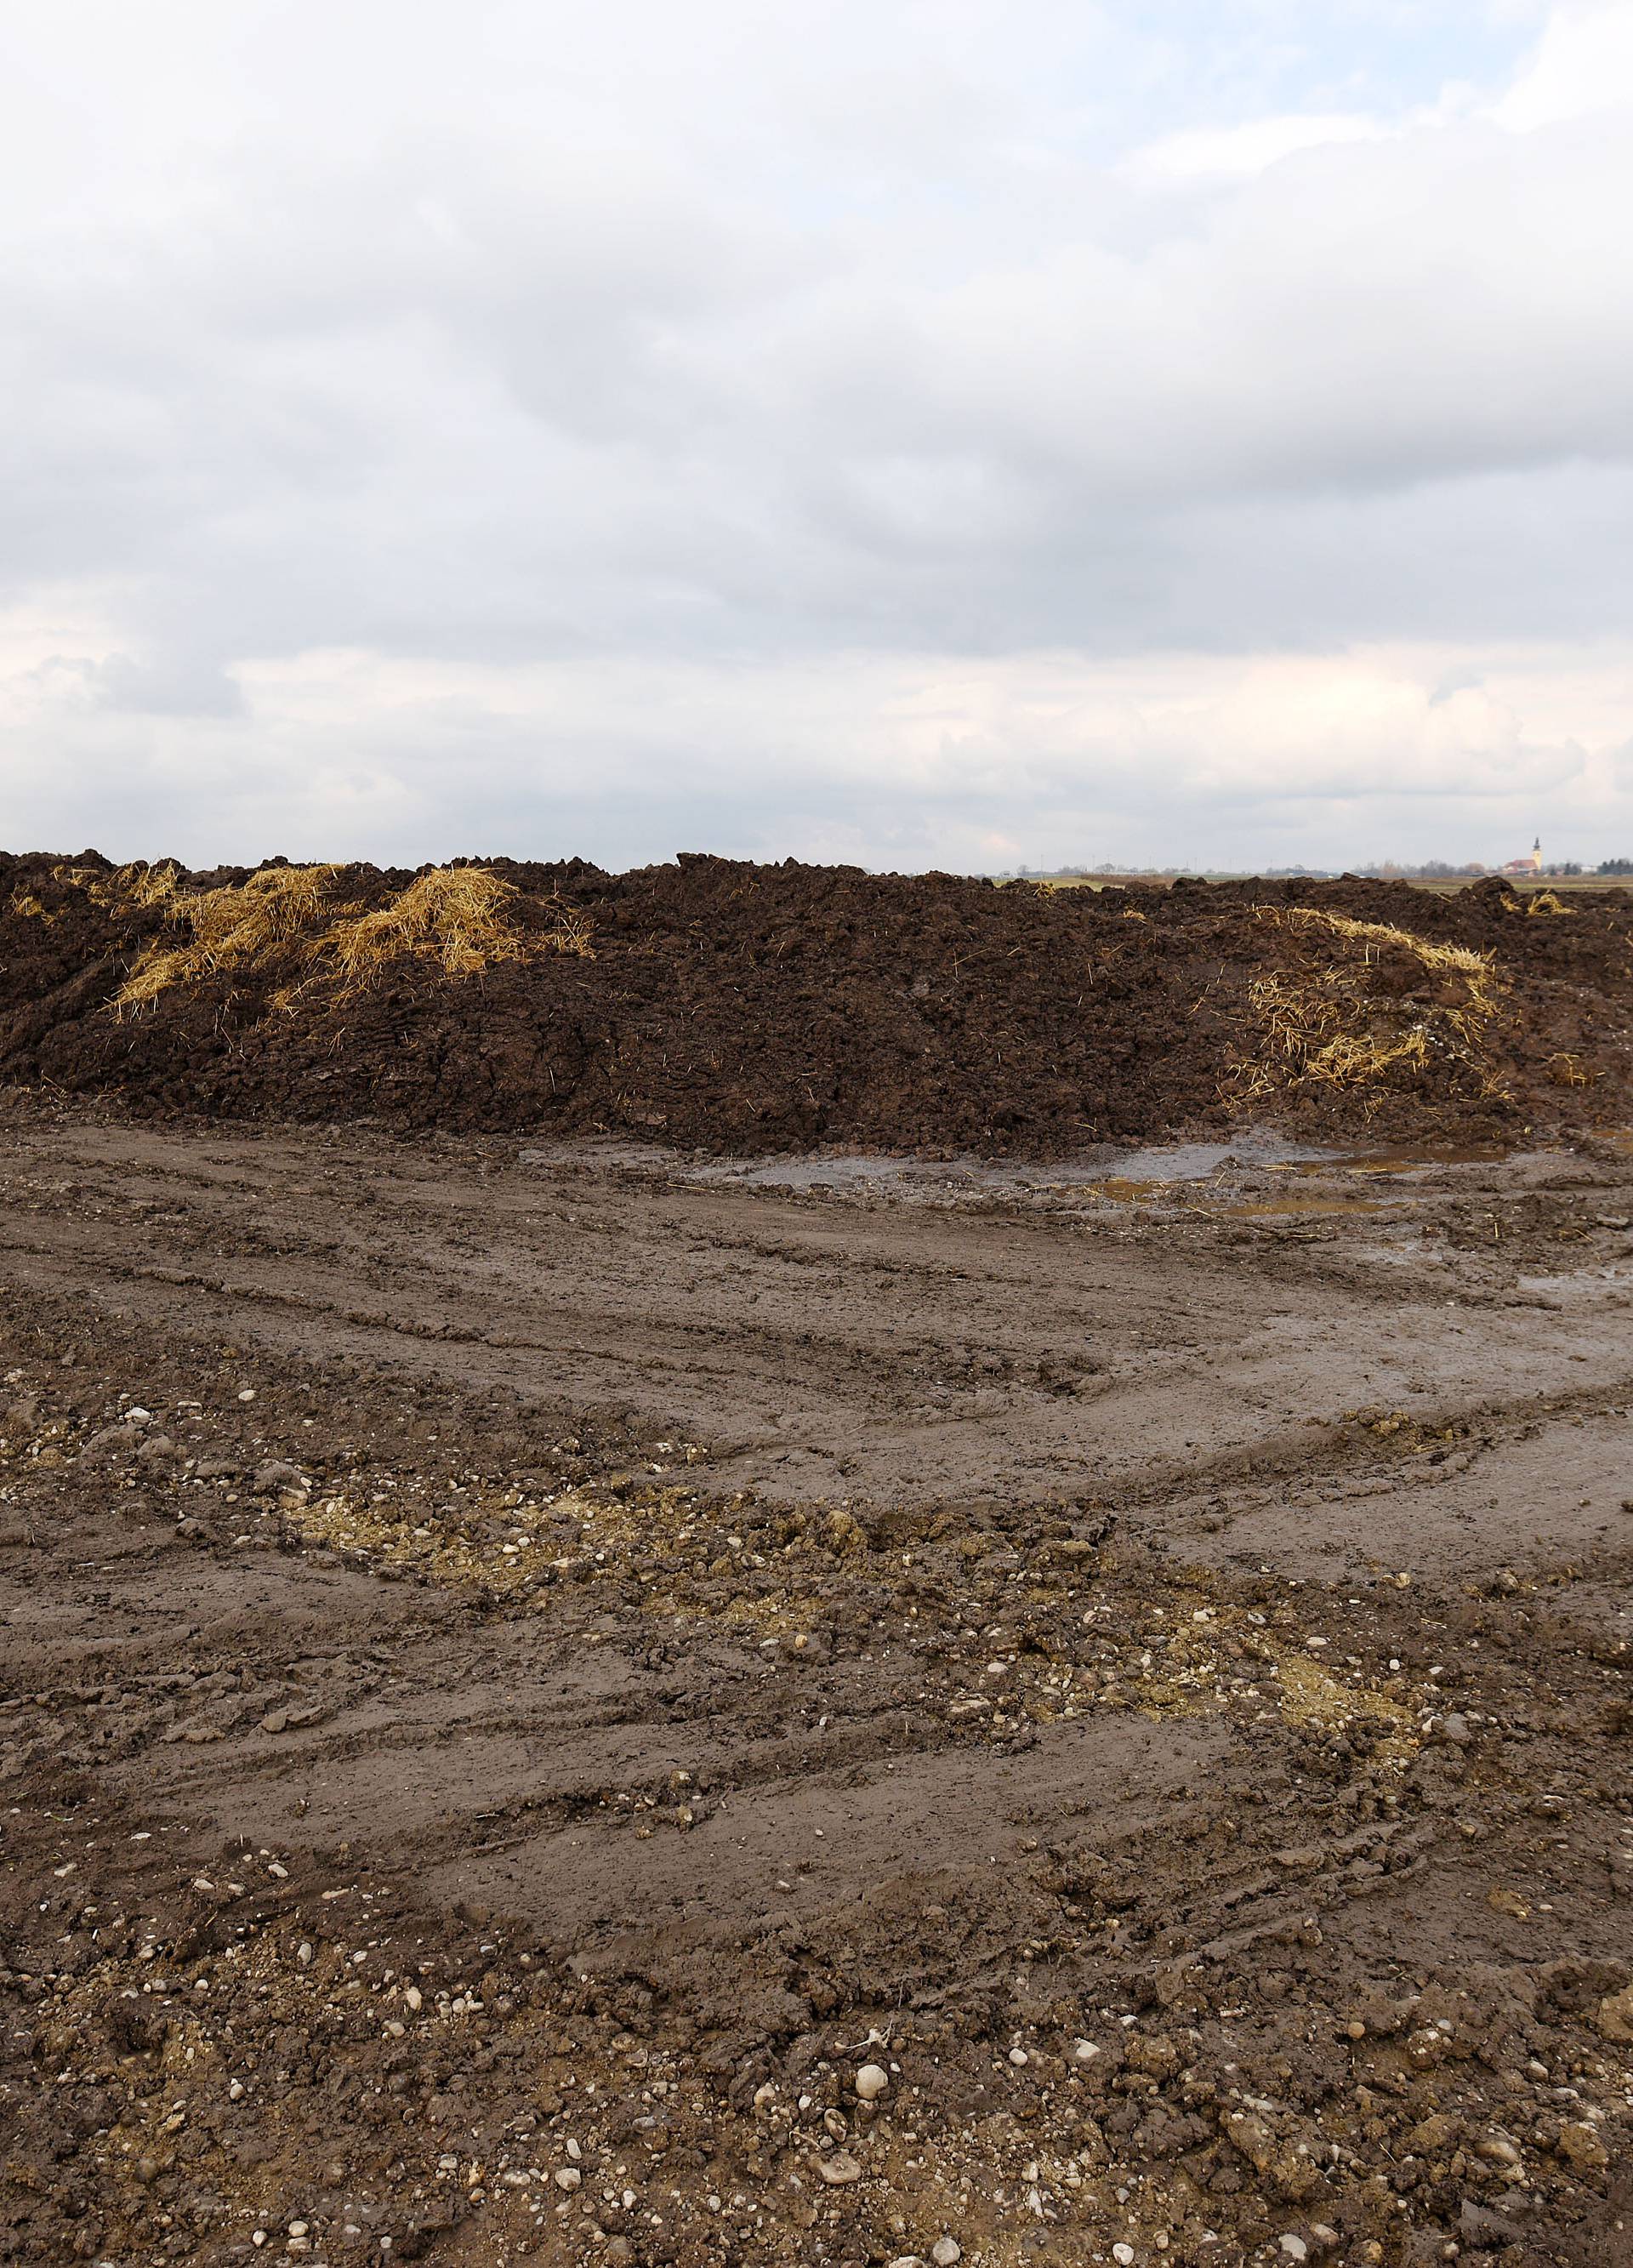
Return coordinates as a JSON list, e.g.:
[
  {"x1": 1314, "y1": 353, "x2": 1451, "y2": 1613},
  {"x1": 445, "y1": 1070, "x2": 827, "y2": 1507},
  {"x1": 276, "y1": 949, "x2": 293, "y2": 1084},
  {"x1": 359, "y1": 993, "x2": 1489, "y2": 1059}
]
[
  {"x1": 3, "y1": 854, "x2": 1632, "y2": 1153},
  {"x1": 2, "y1": 1100, "x2": 1630, "y2": 2268}
]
